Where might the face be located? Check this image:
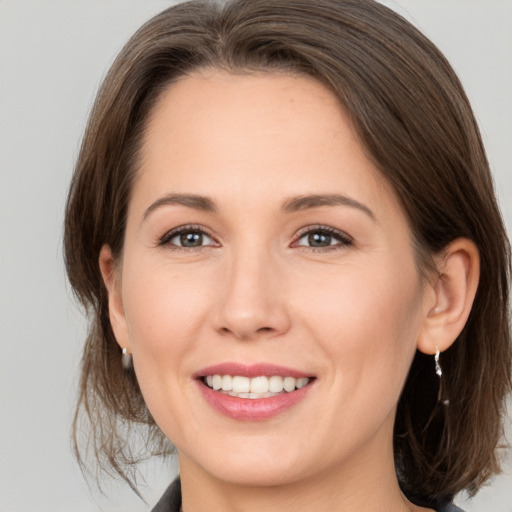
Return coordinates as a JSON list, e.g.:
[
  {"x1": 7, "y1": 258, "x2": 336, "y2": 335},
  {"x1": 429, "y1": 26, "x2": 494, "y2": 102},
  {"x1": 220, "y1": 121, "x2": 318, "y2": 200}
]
[{"x1": 107, "y1": 70, "x2": 429, "y2": 487}]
